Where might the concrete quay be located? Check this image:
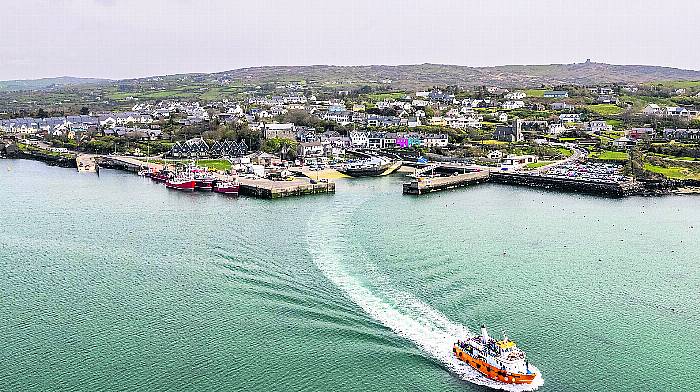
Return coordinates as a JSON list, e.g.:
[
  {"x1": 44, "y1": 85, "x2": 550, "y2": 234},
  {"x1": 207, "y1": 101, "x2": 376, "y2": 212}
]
[
  {"x1": 76, "y1": 154, "x2": 99, "y2": 173},
  {"x1": 403, "y1": 171, "x2": 489, "y2": 195},
  {"x1": 238, "y1": 177, "x2": 335, "y2": 198}
]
